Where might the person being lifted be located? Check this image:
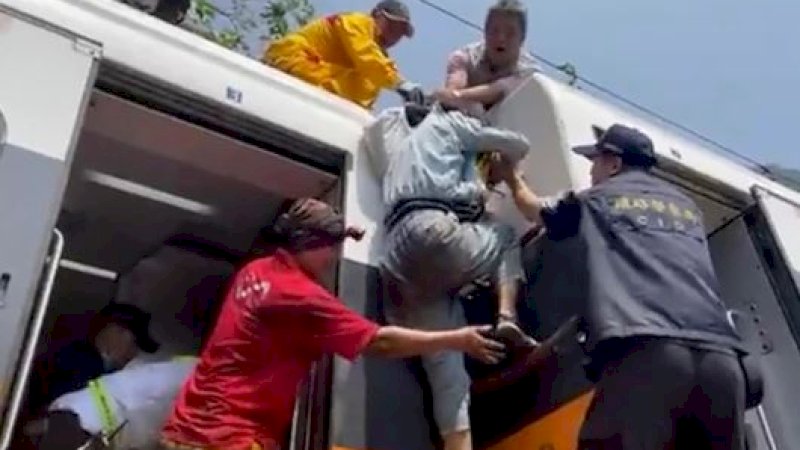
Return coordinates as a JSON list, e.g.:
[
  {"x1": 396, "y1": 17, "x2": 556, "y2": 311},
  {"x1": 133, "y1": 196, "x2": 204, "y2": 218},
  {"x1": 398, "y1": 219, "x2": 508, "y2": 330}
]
[
  {"x1": 380, "y1": 103, "x2": 536, "y2": 450},
  {"x1": 159, "y1": 198, "x2": 505, "y2": 450},
  {"x1": 263, "y1": 0, "x2": 425, "y2": 109},
  {"x1": 435, "y1": 0, "x2": 538, "y2": 116}
]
